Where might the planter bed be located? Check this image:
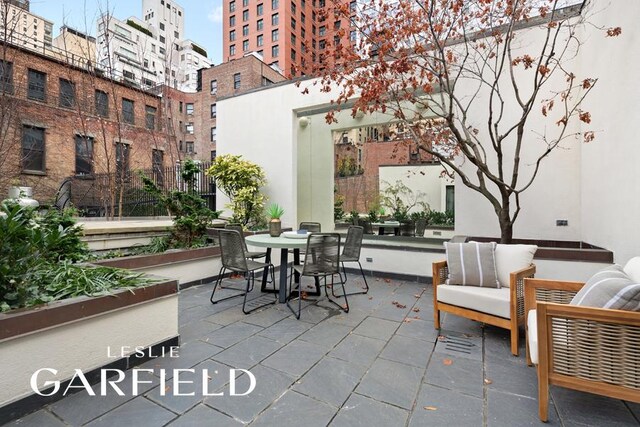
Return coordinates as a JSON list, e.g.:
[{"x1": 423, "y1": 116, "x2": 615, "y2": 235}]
[{"x1": 0, "y1": 278, "x2": 179, "y2": 421}]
